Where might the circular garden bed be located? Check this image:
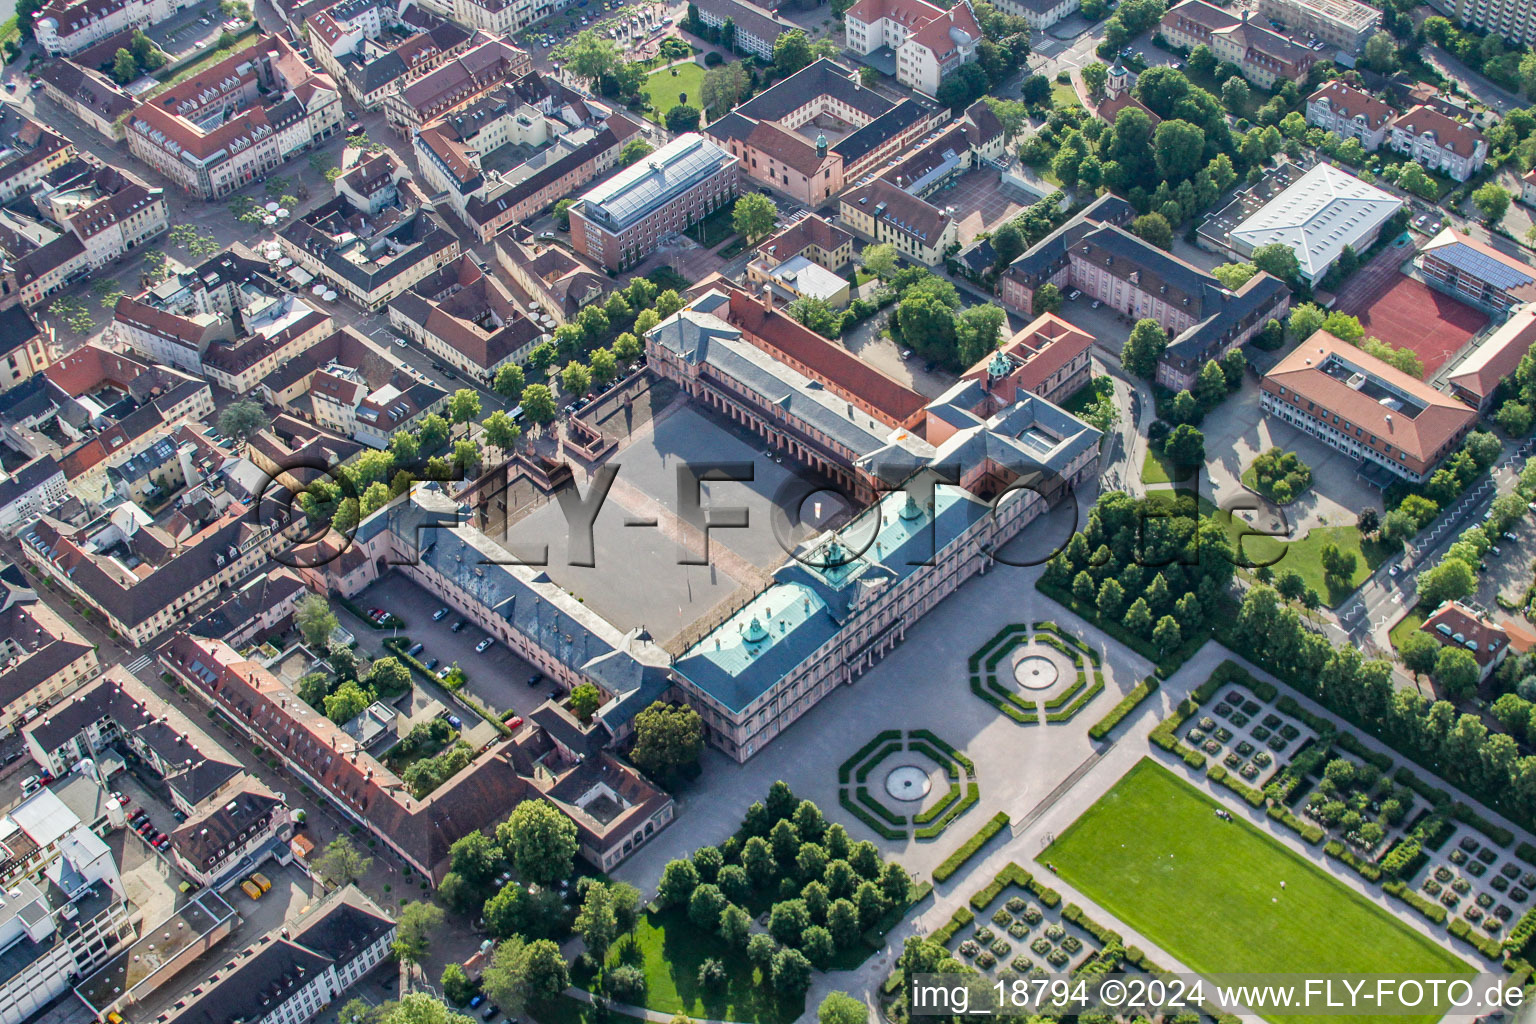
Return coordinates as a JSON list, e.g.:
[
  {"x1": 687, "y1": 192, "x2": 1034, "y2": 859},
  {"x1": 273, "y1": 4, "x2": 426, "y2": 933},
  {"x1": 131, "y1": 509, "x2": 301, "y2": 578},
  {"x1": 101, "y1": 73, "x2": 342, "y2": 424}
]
[
  {"x1": 837, "y1": 729, "x2": 980, "y2": 841},
  {"x1": 968, "y1": 622, "x2": 1106, "y2": 725}
]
